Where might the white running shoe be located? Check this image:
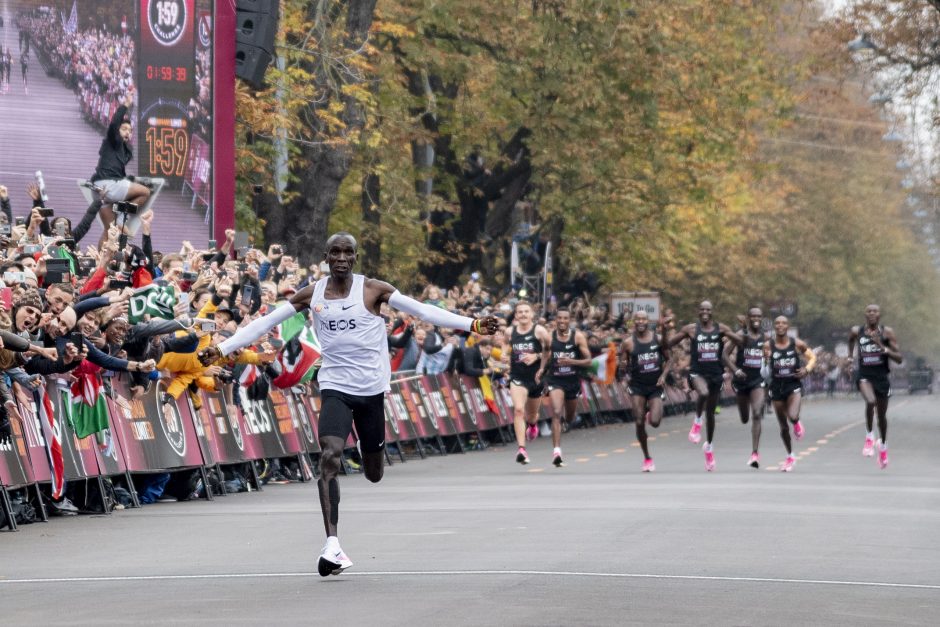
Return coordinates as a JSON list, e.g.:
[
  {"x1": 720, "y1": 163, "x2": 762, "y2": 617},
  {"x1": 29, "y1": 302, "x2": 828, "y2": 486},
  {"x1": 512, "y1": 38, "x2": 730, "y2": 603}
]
[{"x1": 318, "y1": 537, "x2": 353, "y2": 577}]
